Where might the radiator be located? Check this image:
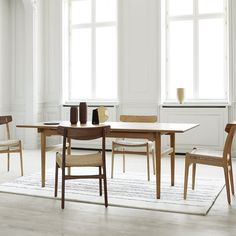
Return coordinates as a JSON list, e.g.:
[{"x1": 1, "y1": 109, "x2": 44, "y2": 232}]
[{"x1": 160, "y1": 105, "x2": 229, "y2": 153}]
